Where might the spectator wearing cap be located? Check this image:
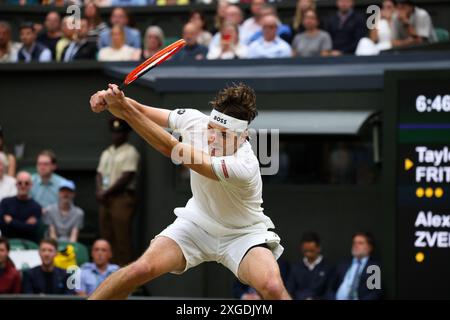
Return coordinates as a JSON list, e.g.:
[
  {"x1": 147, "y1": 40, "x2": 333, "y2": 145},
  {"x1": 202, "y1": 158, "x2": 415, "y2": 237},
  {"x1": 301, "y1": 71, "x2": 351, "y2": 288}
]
[
  {"x1": 391, "y1": 0, "x2": 437, "y2": 48},
  {"x1": 0, "y1": 21, "x2": 21, "y2": 63},
  {"x1": 0, "y1": 153, "x2": 17, "y2": 203},
  {"x1": 0, "y1": 171, "x2": 42, "y2": 242},
  {"x1": 325, "y1": 0, "x2": 366, "y2": 55},
  {"x1": 0, "y1": 237, "x2": 21, "y2": 294},
  {"x1": 37, "y1": 11, "x2": 62, "y2": 60},
  {"x1": 98, "y1": 7, "x2": 141, "y2": 49},
  {"x1": 286, "y1": 232, "x2": 333, "y2": 300},
  {"x1": 31, "y1": 150, "x2": 68, "y2": 209},
  {"x1": 327, "y1": 232, "x2": 382, "y2": 300},
  {"x1": 77, "y1": 239, "x2": 119, "y2": 297},
  {"x1": 17, "y1": 22, "x2": 52, "y2": 63},
  {"x1": 0, "y1": 126, "x2": 16, "y2": 177},
  {"x1": 247, "y1": 15, "x2": 292, "y2": 59},
  {"x1": 96, "y1": 118, "x2": 140, "y2": 266},
  {"x1": 45, "y1": 180, "x2": 84, "y2": 243},
  {"x1": 22, "y1": 238, "x2": 74, "y2": 295}
]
